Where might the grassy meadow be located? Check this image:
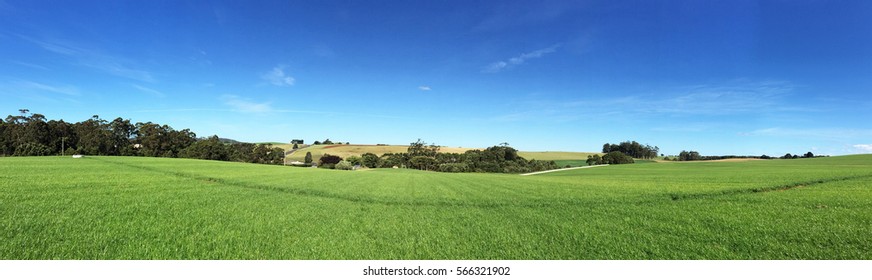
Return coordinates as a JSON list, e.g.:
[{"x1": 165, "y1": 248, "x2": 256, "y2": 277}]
[{"x1": 1, "y1": 155, "x2": 871, "y2": 259}]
